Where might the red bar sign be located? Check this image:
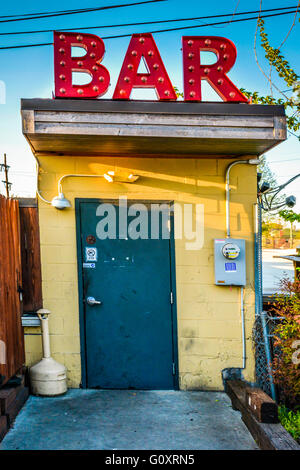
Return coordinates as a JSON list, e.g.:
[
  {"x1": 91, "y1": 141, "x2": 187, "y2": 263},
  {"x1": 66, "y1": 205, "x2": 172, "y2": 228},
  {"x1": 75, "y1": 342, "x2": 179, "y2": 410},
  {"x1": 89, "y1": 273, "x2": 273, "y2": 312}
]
[{"x1": 53, "y1": 32, "x2": 247, "y2": 103}]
